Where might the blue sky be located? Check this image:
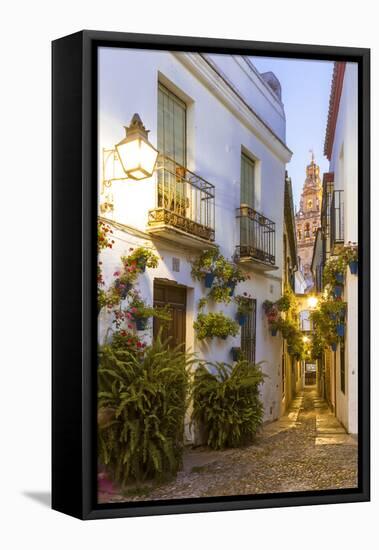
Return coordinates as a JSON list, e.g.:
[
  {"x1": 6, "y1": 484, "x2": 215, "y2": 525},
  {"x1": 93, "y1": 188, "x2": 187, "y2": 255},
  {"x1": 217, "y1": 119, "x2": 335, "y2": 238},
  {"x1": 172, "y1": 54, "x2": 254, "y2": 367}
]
[{"x1": 251, "y1": 57, "x2": 334, "y2": 210}]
